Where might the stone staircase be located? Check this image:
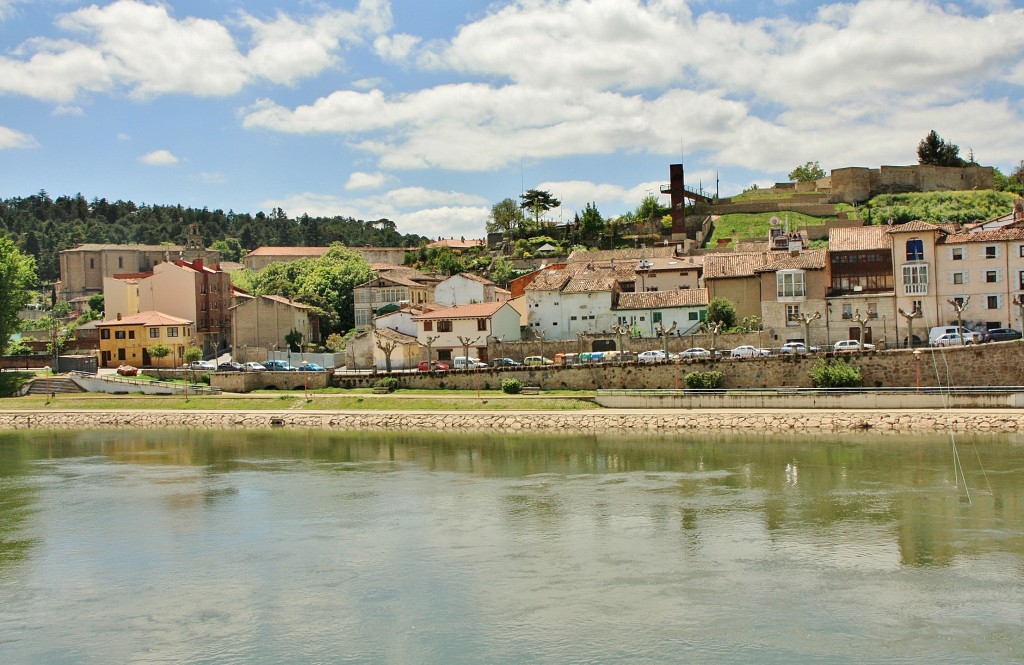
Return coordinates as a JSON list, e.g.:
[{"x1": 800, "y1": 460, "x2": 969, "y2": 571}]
[{"x1": 25, "y1": 376, "x2": 86, "y2": 396}]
